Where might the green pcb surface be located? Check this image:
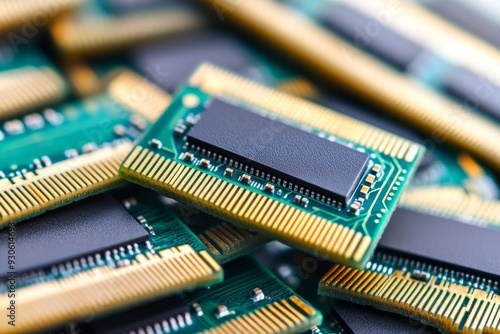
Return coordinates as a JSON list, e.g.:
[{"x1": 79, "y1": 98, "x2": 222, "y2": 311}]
[
  {"x1": 0, "y1": 94, "x2": 137, "y2": 176},
  {"x1": 0, "y1": 91, "x2": 149, "y2": 226},
  {"x1": 183, "y1": 257, "x2": 323, "y2": 333},
  {"x1": 120, "y1": 64, "x2": 425, "y2": 268},
  {"x1": 78, "y1": 256, "x2": 323, "y2": 334}
]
